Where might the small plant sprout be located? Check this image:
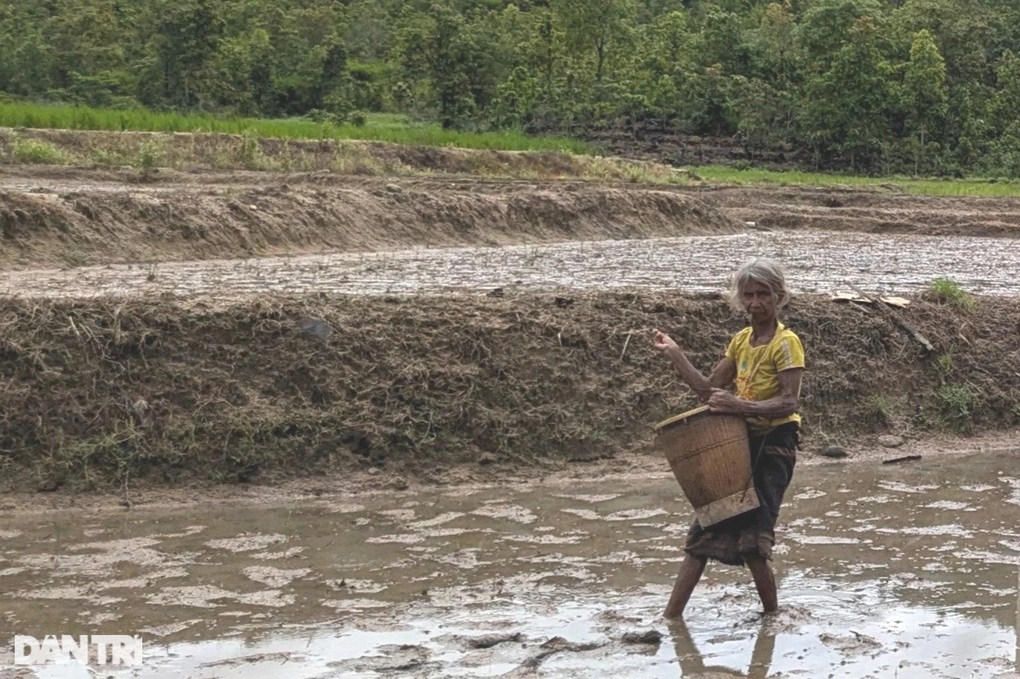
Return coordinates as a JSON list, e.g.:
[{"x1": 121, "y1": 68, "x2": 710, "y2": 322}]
[
  {"x1": 864, "y1": 393, "x2": 892, "y2": 426},
  {"x1": 927, "y1": 277, "x2": 976, "y2": 310}
]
